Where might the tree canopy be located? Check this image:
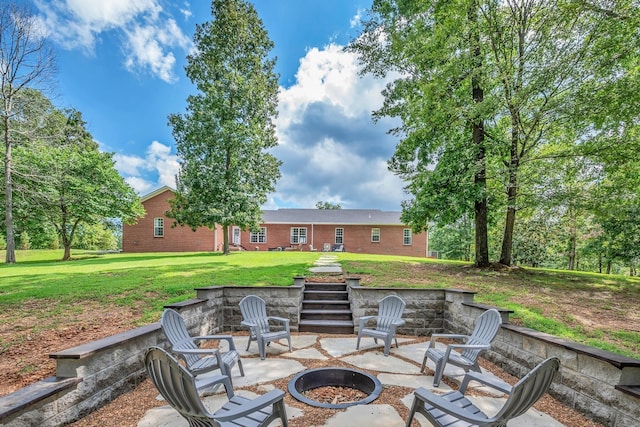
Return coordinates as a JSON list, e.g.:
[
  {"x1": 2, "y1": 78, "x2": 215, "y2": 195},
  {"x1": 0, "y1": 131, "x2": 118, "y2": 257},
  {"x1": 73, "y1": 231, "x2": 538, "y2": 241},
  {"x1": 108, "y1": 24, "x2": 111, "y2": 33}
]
[
  {"x1": 168, "y1": 0, "x2": 281, "y2": 254},
  {"x1": 1, "y1": 1, "x2": 55, "y2": 263},
  {"x1": 350, "y1": 0, "x2": 640, "y2": 268},
  {"x1": 12, "y1": 94, "x2": 143, "y2": 260}
]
